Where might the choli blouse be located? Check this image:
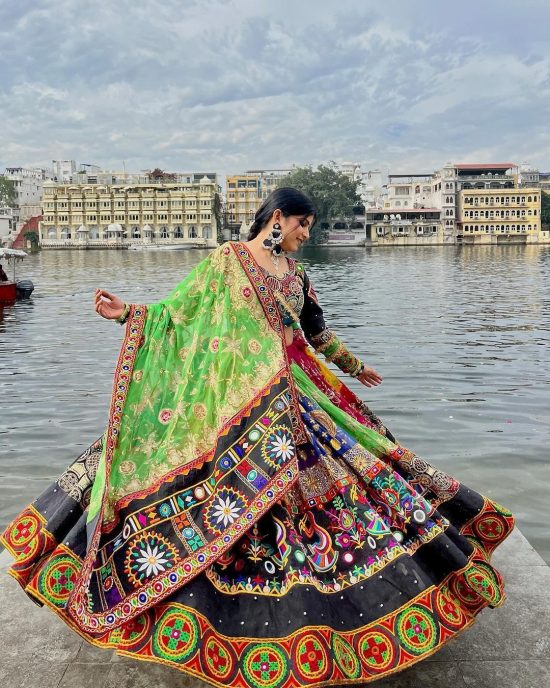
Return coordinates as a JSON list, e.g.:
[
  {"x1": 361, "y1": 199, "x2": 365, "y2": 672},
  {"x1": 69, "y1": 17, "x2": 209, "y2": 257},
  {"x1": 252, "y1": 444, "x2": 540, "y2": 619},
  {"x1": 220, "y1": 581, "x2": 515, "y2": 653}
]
[{"x1": 259, "y1": 257, "x2": 327, "y2": 343}]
